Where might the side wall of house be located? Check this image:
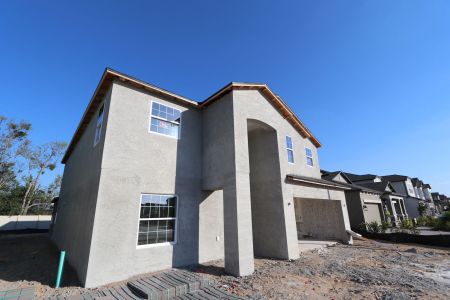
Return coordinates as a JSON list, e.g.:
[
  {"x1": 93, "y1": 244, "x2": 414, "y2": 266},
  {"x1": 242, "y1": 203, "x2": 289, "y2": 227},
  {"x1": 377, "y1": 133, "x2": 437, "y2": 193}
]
[
  {"x1": 405, "y1": 197, "x2": 421, "y2": 219},
  {"x1": 199, "y1": 93, "x2": 236, "y2": 263},
  {"x1": 84, "y1": 81, "x2": 203, "y2": 287},
  {"x1": 344, "y1": 191, "x2": 364, "y2": 229},
  {"x1": 51, "y1": 86, "x2": 112, "y2": 285}
]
